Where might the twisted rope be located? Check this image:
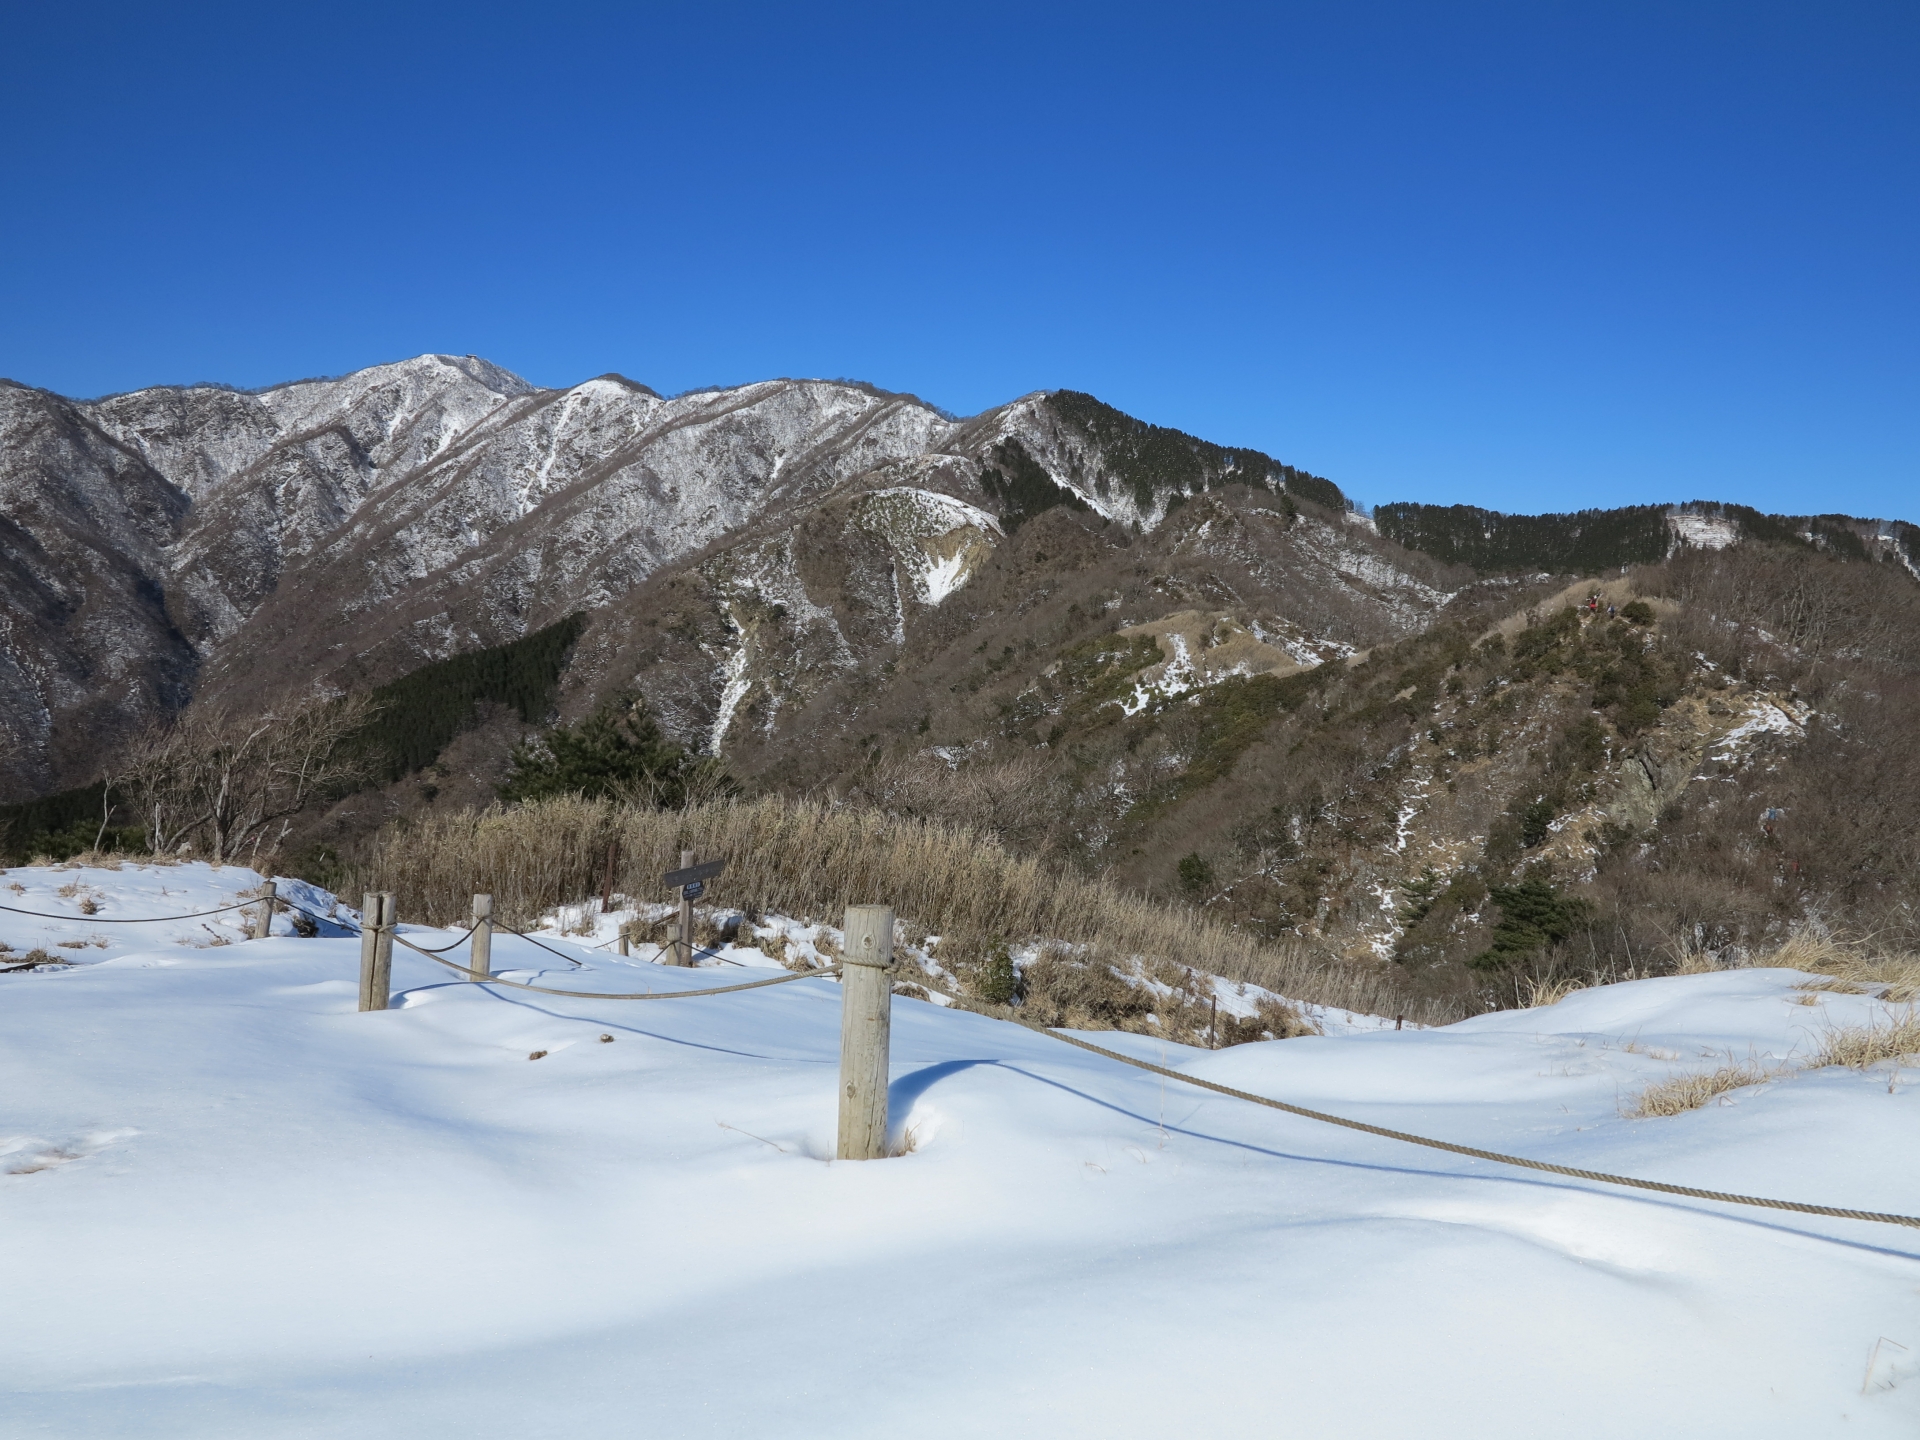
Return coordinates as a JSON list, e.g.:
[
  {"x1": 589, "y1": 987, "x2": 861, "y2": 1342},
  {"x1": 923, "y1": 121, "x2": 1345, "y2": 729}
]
[
  {"x1": 390, "y1": 923, "x2": 478, "y2": 954},
  {"x1": 0, "y1": 898, "x2": 258, "y2": 923},
  {"x1": 1033, "y1": 1027, "x2": 1920, "y2": 1231},
  {"x1": 390, "y1": 930, "x2": 838, "y2": 999}
]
